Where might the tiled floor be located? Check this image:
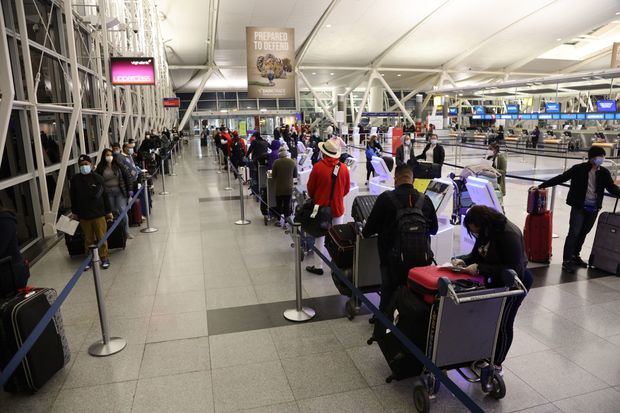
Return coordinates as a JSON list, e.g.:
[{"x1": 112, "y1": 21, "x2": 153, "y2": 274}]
[{"x1": 1, "y1": 137, "x2": 619, "y2": 412}]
